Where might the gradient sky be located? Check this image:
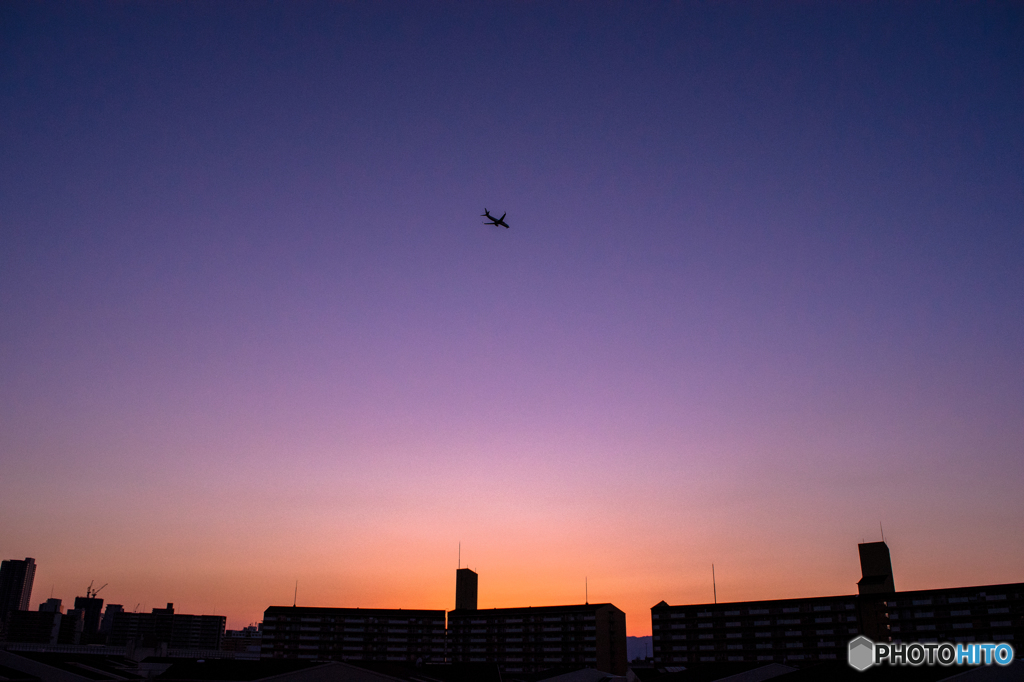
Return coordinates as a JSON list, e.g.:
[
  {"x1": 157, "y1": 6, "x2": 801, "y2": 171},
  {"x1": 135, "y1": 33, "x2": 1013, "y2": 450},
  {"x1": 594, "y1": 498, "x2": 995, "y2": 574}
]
[{"x1": 1, "y1": 3, "x2": 1022, "y2": 636}]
